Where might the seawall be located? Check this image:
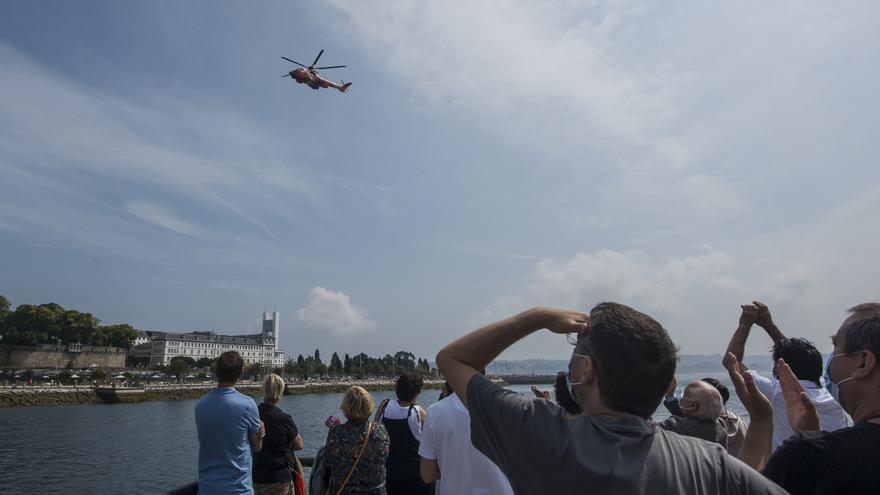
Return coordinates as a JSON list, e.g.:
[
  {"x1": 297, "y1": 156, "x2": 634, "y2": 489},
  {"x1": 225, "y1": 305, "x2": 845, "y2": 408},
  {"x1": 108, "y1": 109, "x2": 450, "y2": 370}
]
[{"x1": 0, "y1": 379, "x2": 450, "y2": 408}]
